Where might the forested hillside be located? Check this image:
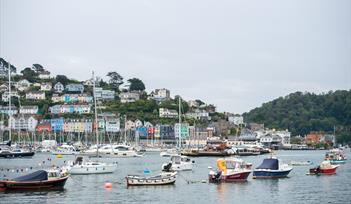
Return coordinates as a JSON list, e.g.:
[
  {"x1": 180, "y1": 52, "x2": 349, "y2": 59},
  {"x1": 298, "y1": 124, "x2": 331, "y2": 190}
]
[{"x1": 243, "y1": 91, "x2": 351, "y2": 142}]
